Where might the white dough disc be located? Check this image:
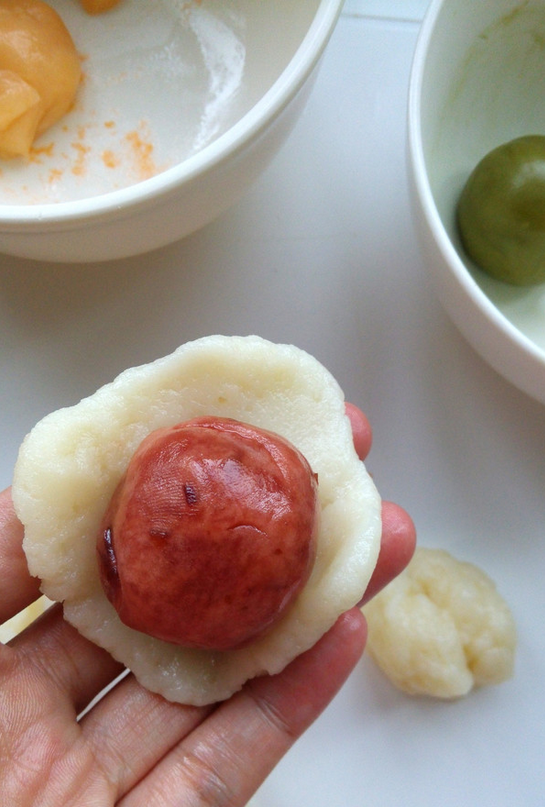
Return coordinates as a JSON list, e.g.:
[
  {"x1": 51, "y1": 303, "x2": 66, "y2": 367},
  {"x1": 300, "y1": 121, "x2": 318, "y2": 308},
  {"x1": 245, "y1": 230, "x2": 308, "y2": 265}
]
[{"x1": 13, "y1": 335, "x2": 381, "y2": 705}]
